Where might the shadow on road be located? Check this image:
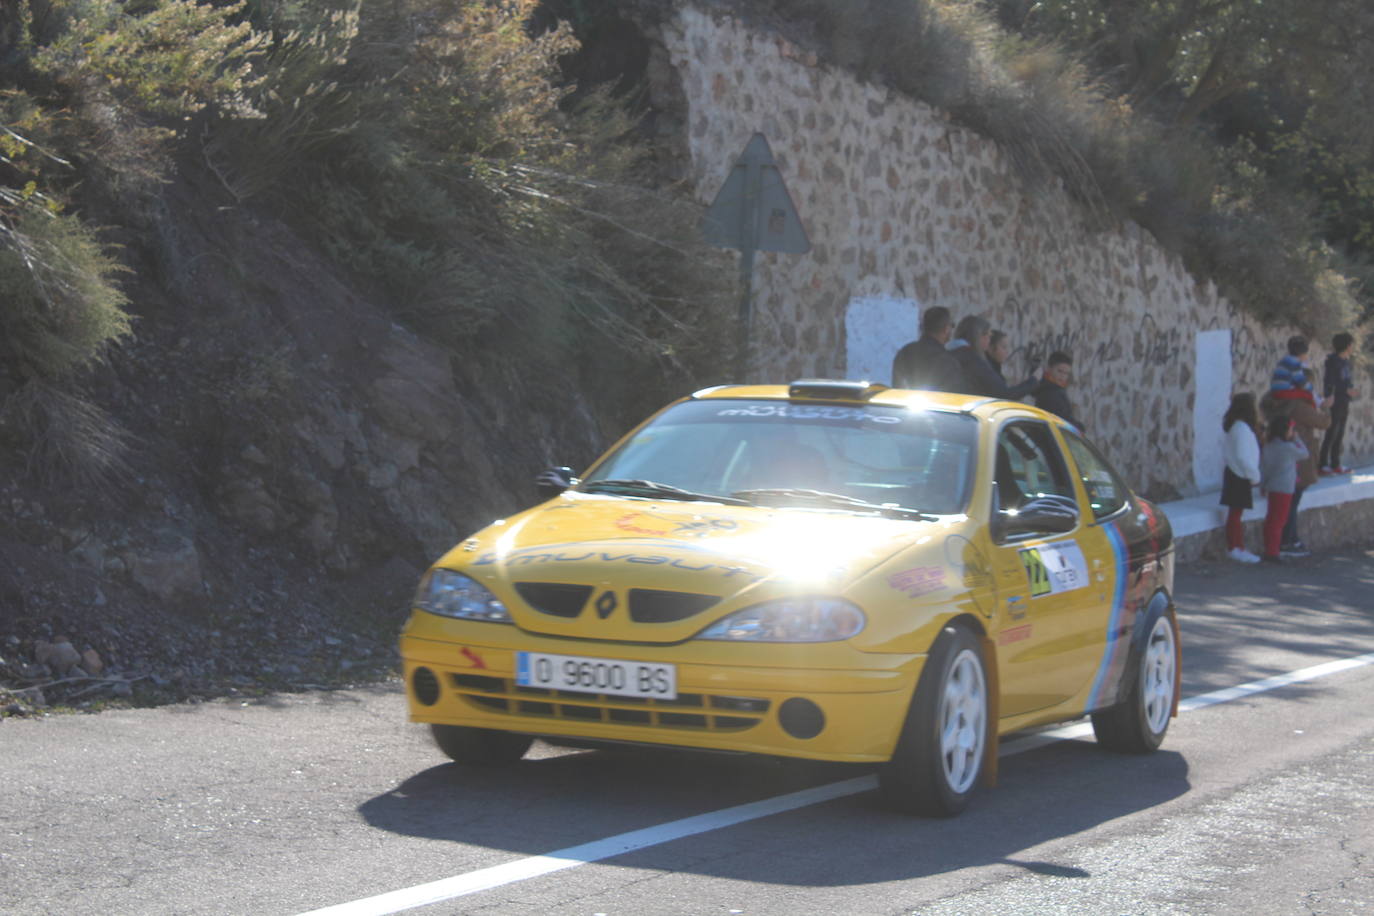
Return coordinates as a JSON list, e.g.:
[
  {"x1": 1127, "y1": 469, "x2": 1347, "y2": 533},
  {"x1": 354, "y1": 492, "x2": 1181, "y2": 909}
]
[
  {"x1": 1177, "y1": 548, "x2": 1374, "y2": 694},
  {"x1": 358, "y1": 738, "x2": 1189, "y2": 886}
]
